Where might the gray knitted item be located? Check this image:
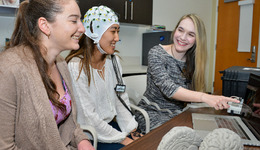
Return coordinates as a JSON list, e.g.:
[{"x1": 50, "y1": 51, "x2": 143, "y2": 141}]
[
  {"x1": 199, "y1": 128, "x2": 244, "y2": 150},
  {"x1": 157, "y1": 126, "x2": 202, "y2": 150}
]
